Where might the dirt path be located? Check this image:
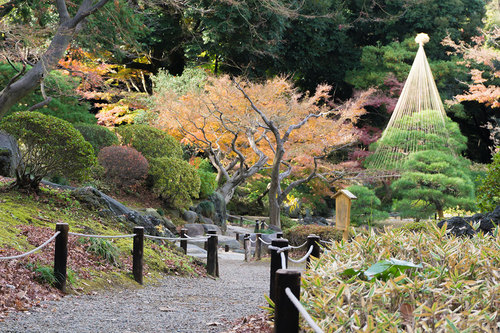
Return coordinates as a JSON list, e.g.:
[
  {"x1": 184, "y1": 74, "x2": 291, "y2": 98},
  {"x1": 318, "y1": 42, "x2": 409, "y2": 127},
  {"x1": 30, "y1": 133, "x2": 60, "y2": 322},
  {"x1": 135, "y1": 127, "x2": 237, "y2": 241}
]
[{"x1": 1, "y1": 258, "x2": 271, "y2": 333}]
